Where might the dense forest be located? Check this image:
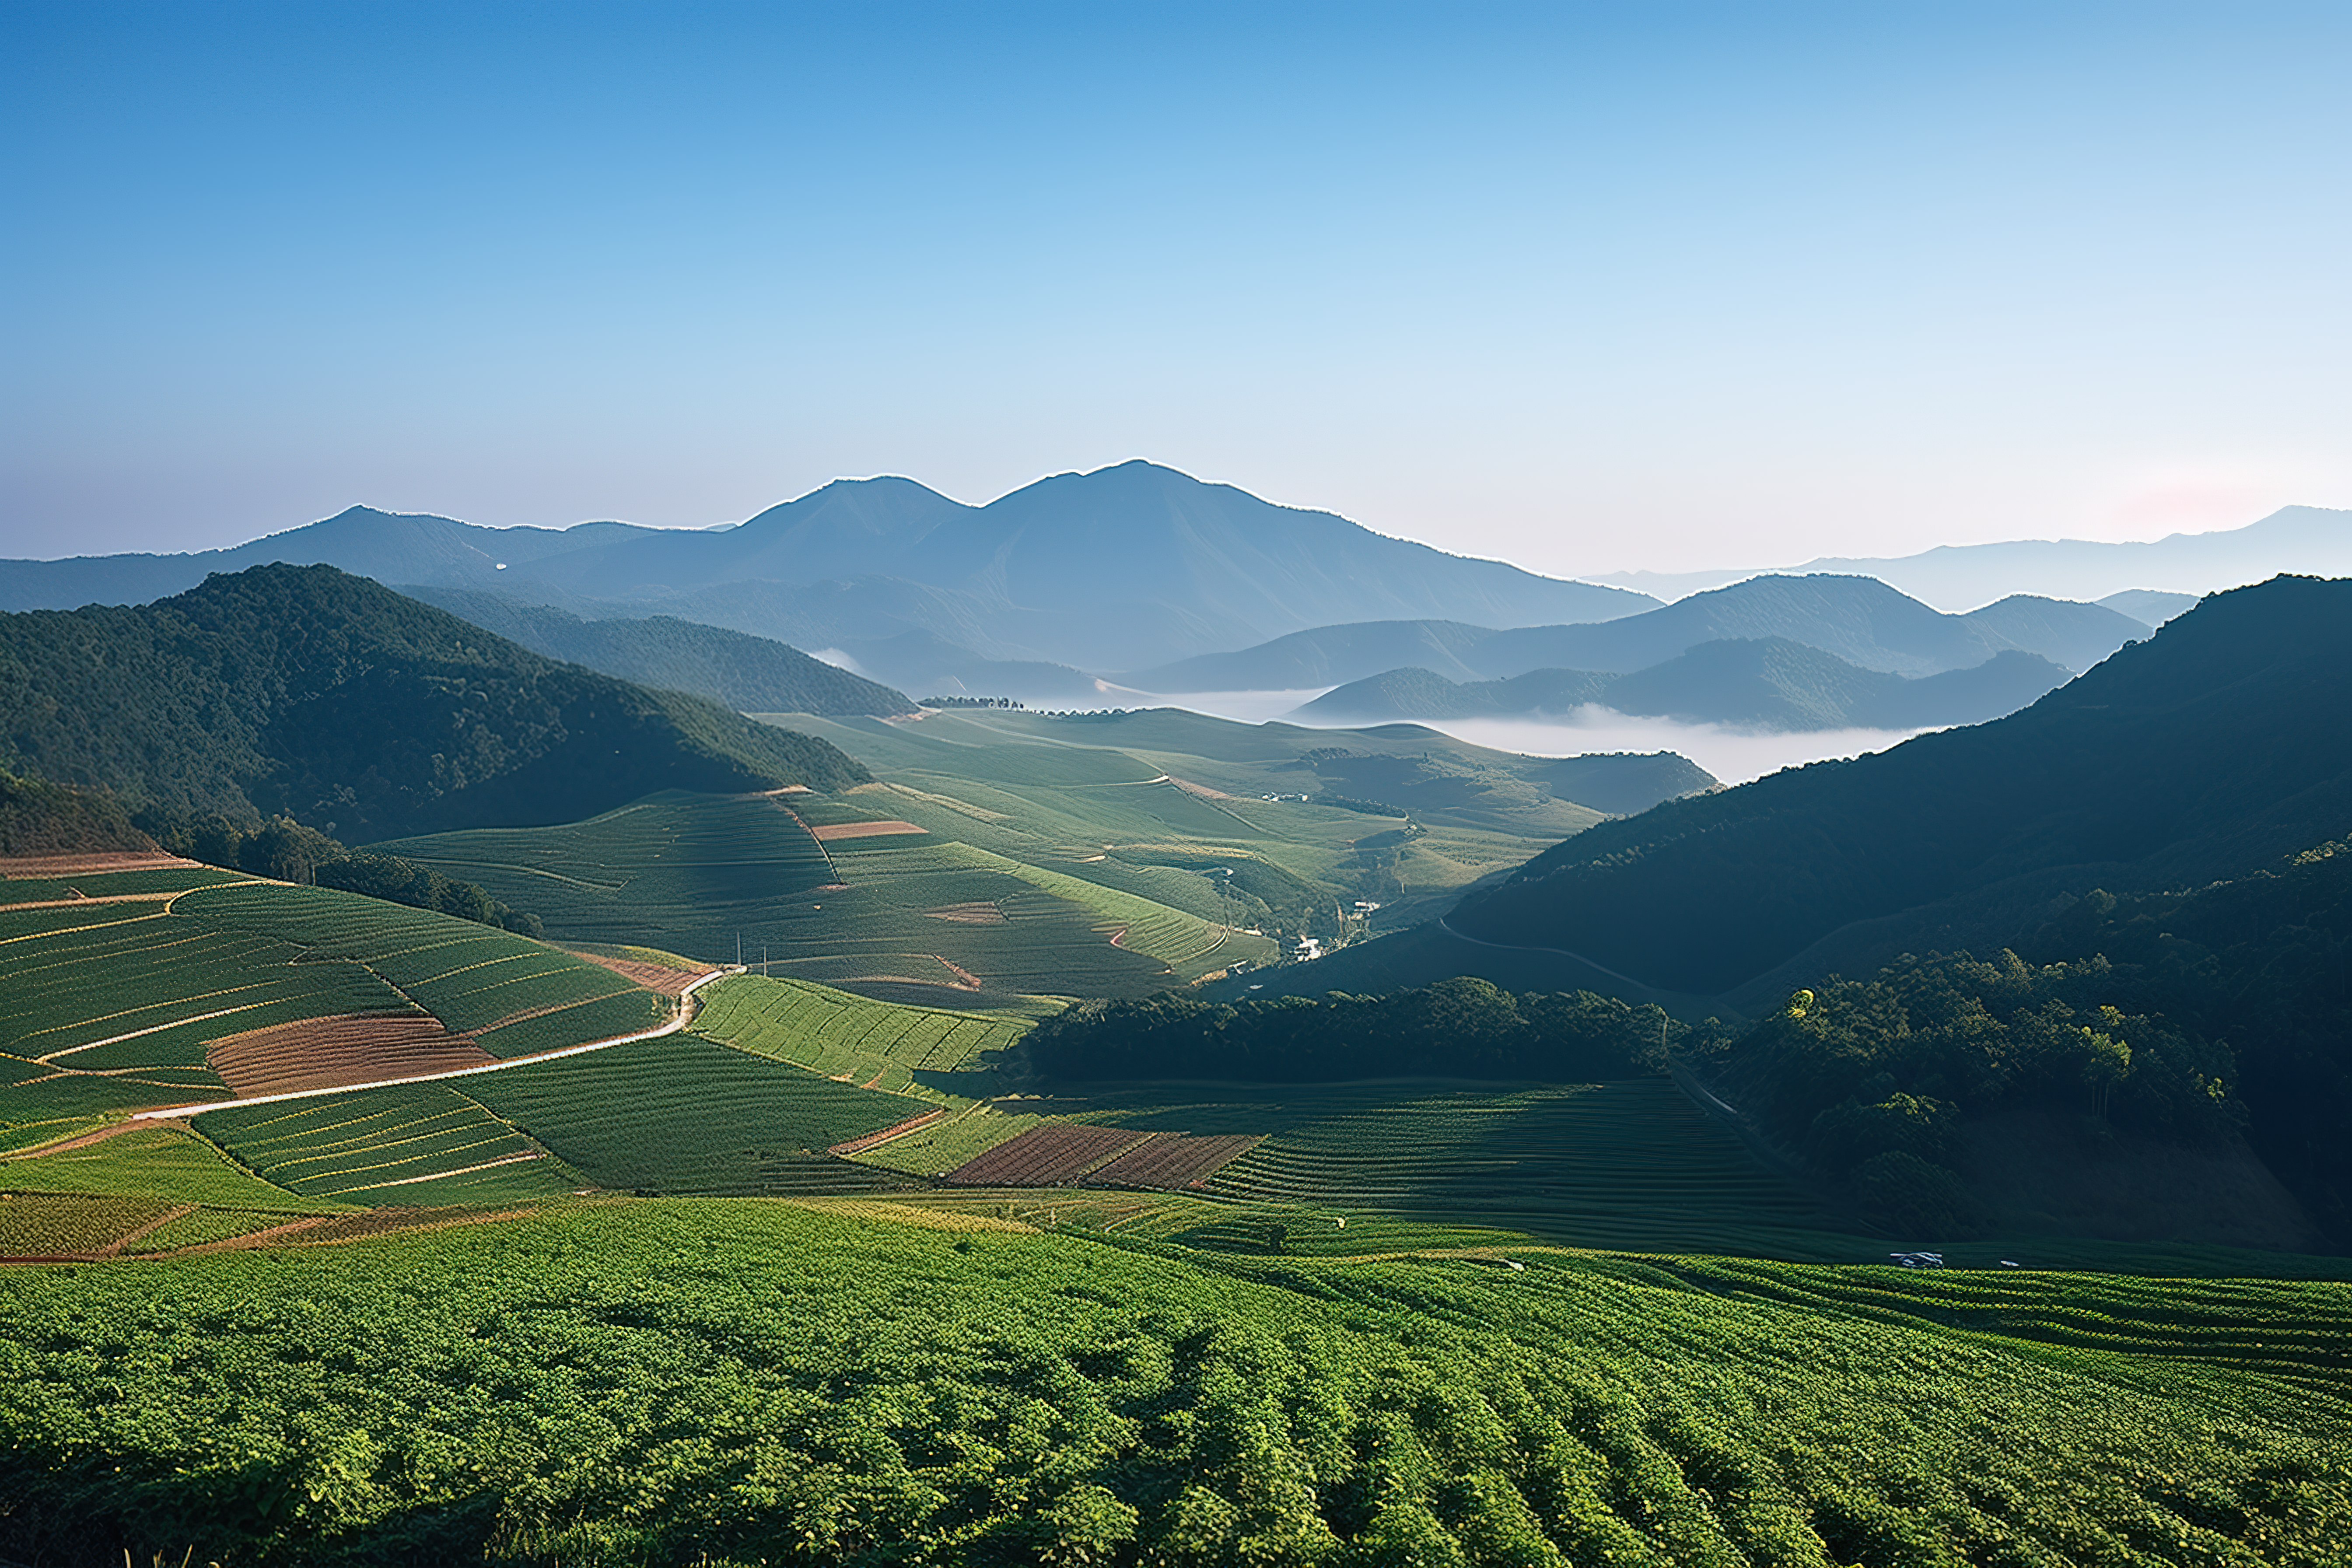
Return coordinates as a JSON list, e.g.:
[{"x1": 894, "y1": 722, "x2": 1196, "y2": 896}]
[
  {"x1": 404, "y1": 588, "x2": 917, "y2": 716},
  {"x1": 1449, "y1": 575, "x2": 2352, "y2": 995},
  {"x1": 1708, "y1": 952, "x2": 2243, "y2": 1236},
  {"x1": 1022, "y1": 977, "x2": 1699, "y2": 1084},
  {"x1": 2016, "y1": 834, "x2": 2352, "y2": 1241},
  {"x1": 0, "y1": 564, "x2": 869, "y2": 841}
]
